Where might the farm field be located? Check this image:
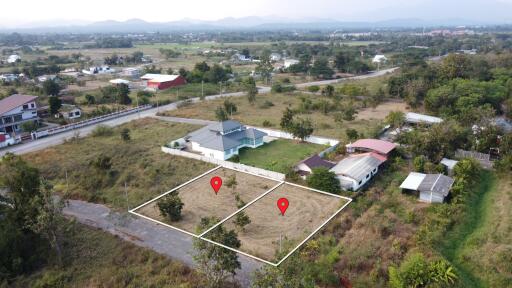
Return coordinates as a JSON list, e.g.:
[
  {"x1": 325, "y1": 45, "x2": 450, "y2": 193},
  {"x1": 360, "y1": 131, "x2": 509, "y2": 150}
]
[
  {"x1": 22, "y1": 118, "x2": 214, "y2": 210},
  {"x1": 237, "y1": 139, "x2": 326, "y2": 173},
  {"x1": 203, "y1": 183, "x2": 349, "y2": 262},
  {"x1": 135, "y1": 167, "x2": 281, "y2": 234},
  {"x1": 161, "y1": 92, "x2": 407, "y2": 140}
]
